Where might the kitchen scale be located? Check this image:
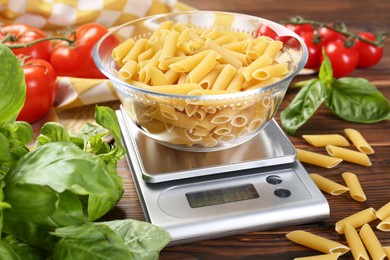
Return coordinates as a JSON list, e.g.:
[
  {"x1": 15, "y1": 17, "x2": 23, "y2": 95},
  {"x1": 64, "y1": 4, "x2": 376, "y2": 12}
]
[{"x1": 116, "y1": 107, "x2": 329, "y2": 246}]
